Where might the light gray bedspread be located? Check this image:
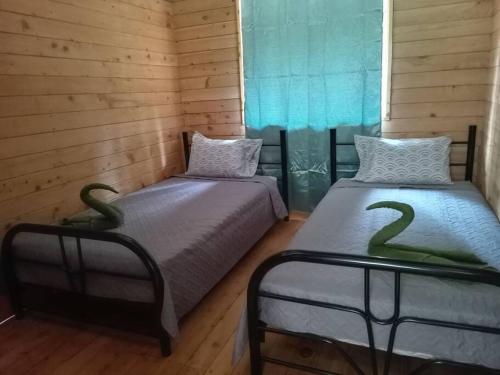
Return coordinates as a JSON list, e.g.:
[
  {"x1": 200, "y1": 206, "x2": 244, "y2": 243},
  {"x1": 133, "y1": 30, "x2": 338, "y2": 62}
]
[
  {"x1": 12, "y1": 175, "x2": 287, "y2": 337},
  {"x1": 234, "y1": 180, "x2": 500, "y2": 368}
]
